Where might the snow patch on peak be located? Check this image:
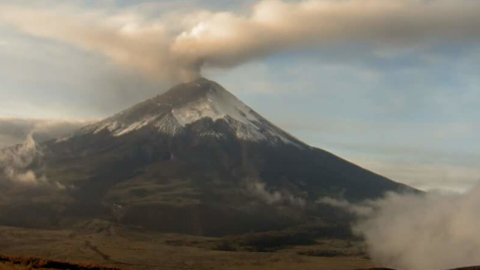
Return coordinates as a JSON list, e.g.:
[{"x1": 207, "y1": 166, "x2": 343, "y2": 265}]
[{"x1": 172, "y1": 84, "x2": 258, "y2": 127}]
